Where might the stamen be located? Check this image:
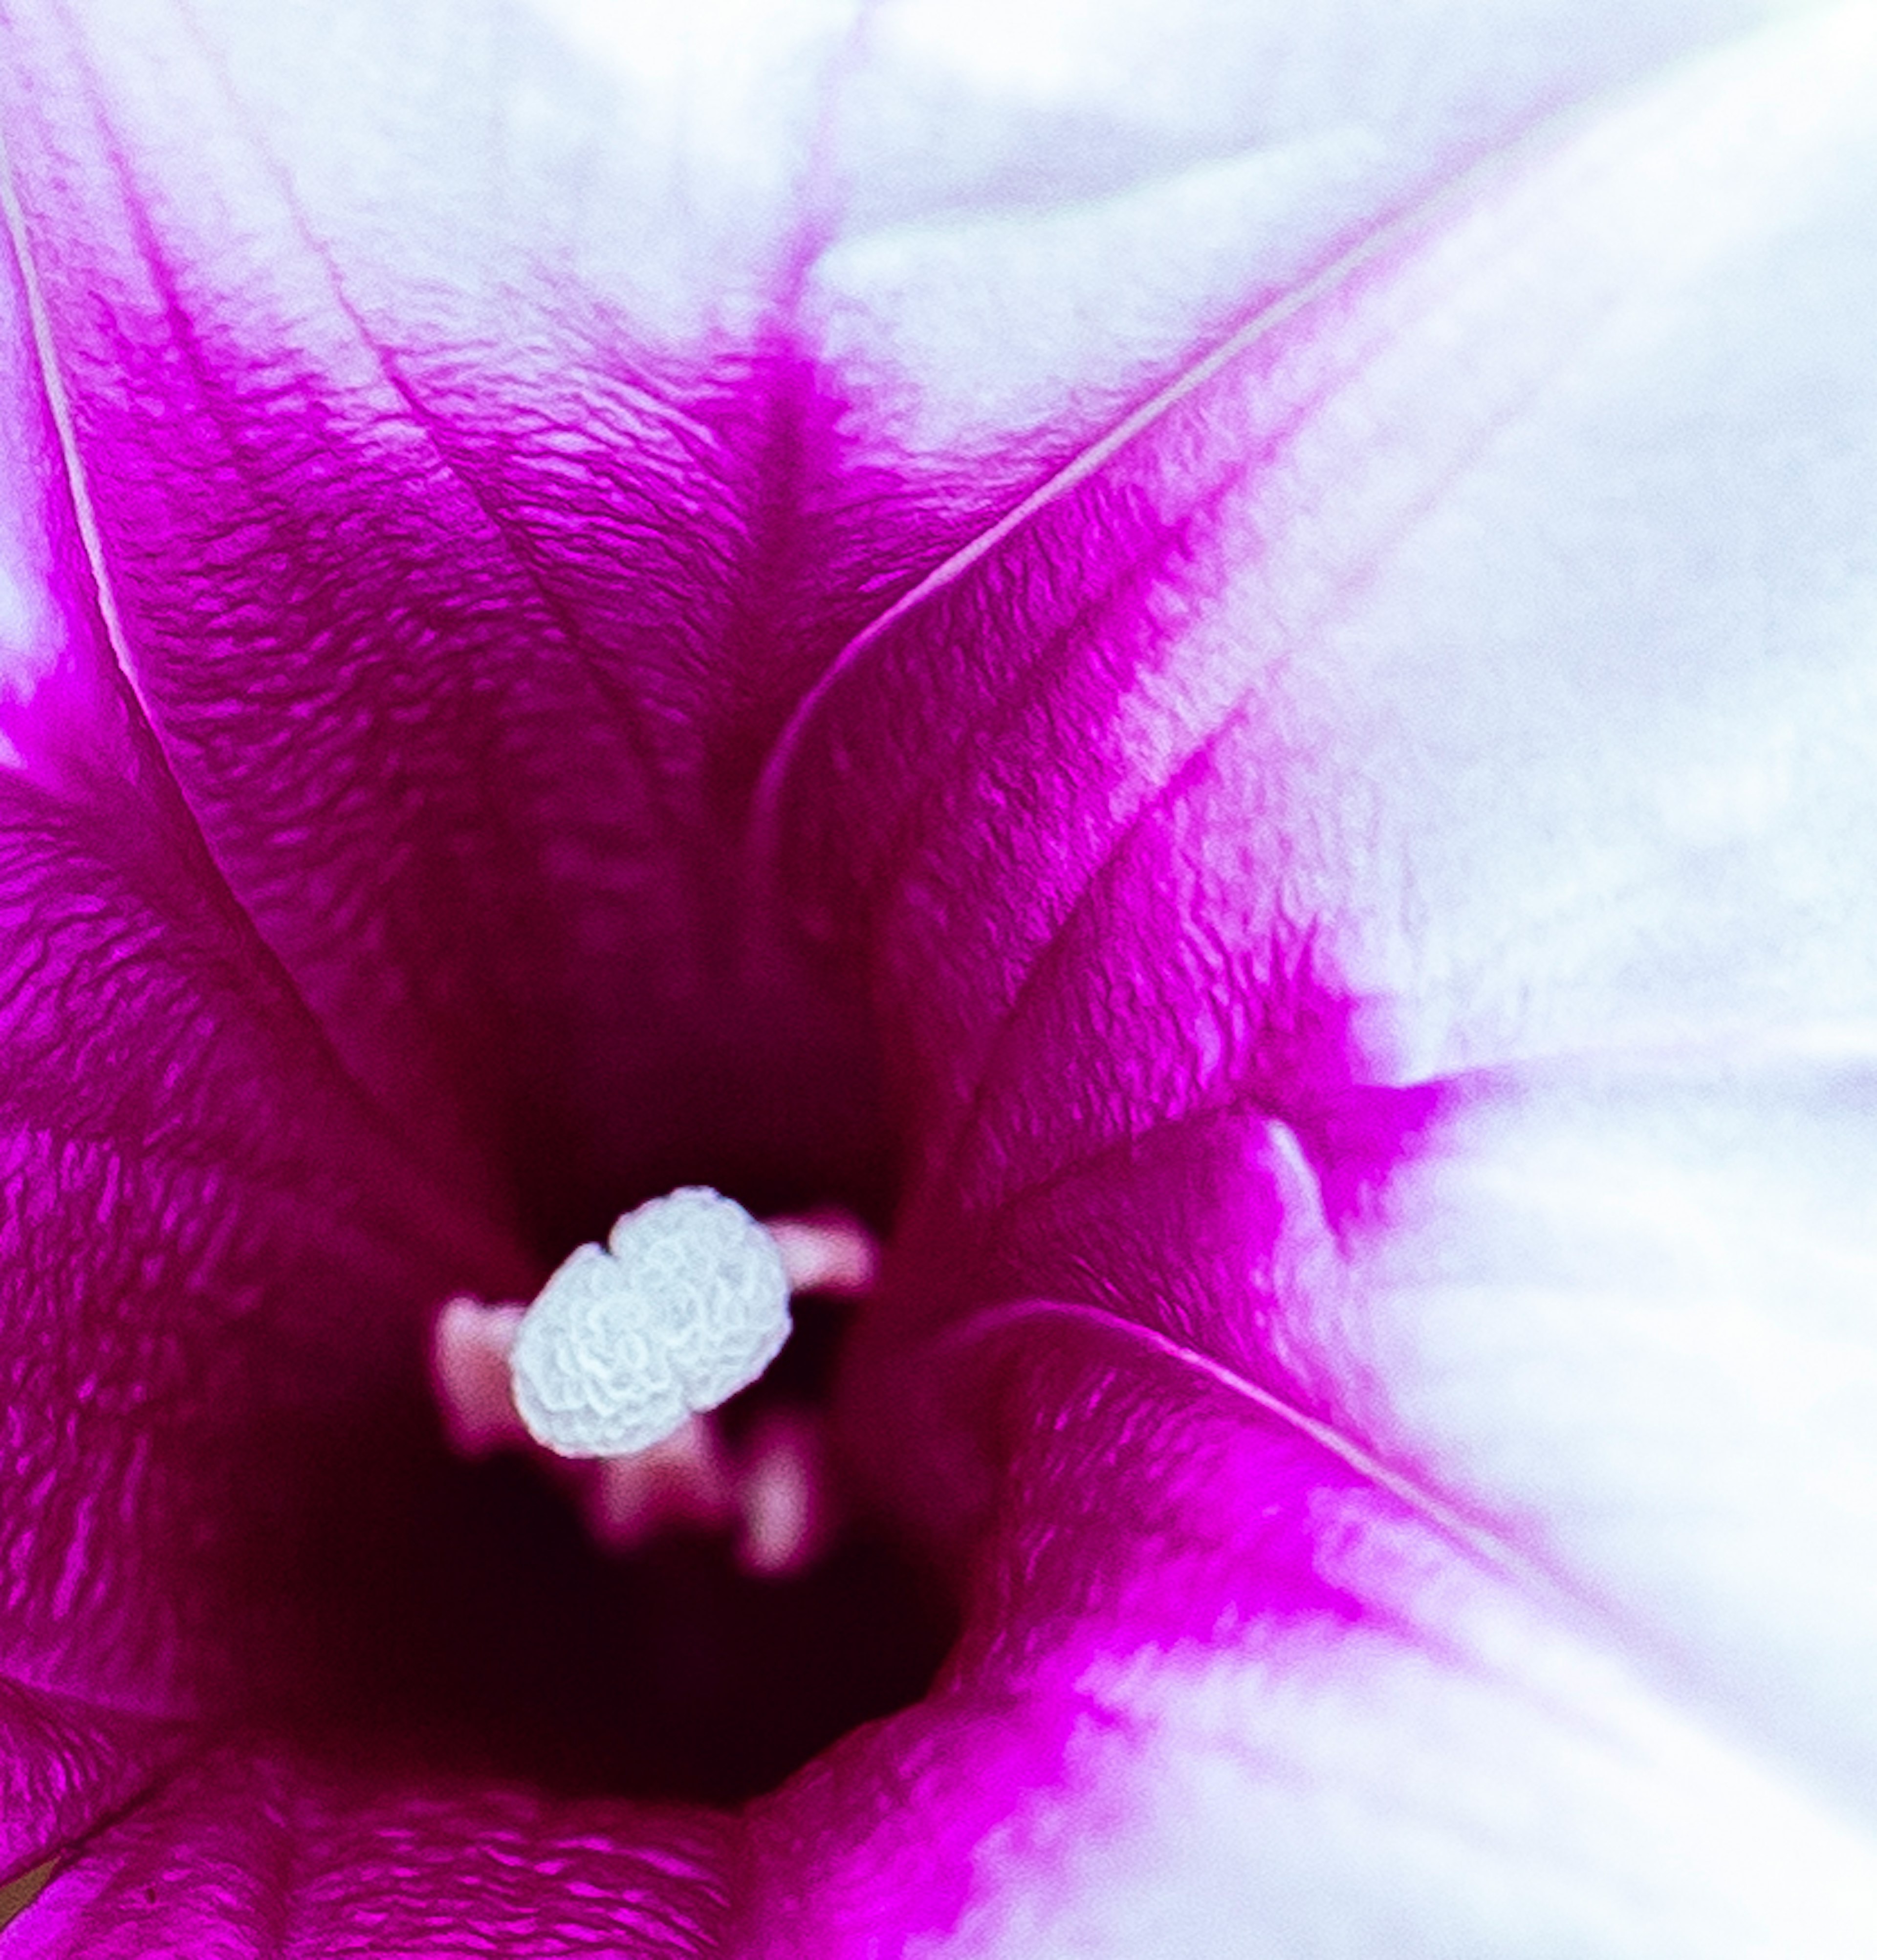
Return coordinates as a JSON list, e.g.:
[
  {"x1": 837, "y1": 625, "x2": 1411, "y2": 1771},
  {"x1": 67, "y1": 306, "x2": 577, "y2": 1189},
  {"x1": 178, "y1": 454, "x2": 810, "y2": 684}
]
[
  {"x1": 431, "y1": 1297, "x2": 527, "y2": 1457},
  {"x1": 735, "y1": 1407, "x2": 834, "y2": 1577},
  {"x1": 586, "y1": 1413, "x2": 736, "y2": 1551},
  {"x1": 767, "y1": 1210, "x2": 879, "y2": 1298}
]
